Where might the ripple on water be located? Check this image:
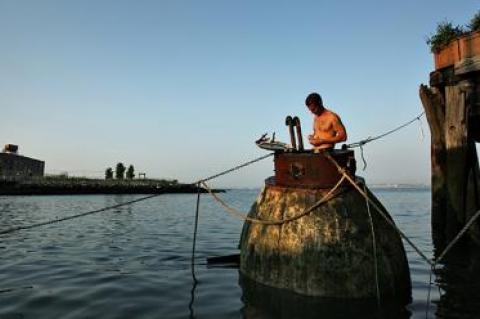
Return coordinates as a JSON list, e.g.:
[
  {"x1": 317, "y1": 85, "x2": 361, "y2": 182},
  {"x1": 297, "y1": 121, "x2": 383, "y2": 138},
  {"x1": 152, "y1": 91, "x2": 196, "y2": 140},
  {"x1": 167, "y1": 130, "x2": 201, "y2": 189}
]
[{"x1": 0, "y1": 190, "x2": 474, "y2": 318}]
